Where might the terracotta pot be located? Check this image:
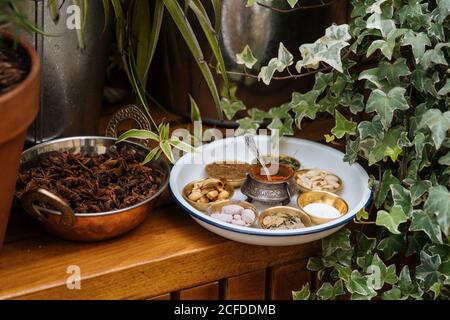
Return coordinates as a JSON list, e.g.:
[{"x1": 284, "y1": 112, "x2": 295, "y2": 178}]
[{"x1": 0, "y1": 33, "x2": 40, "y2": 249}]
